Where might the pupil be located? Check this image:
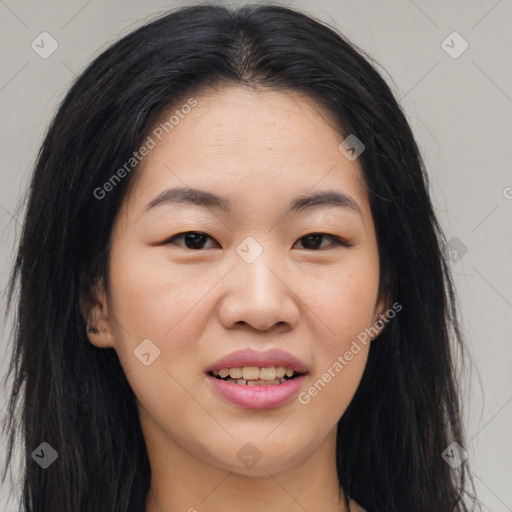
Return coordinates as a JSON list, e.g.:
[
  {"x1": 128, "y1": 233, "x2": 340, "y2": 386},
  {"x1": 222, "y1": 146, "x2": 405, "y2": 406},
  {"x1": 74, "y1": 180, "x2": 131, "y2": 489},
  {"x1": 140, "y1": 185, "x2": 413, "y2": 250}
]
[
  {"x1": 304, "y1": 234, "x2": 321, "y2": 250},
  {"x1": 185, "y1": 233, "x2": 205, "y2": 249}
]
